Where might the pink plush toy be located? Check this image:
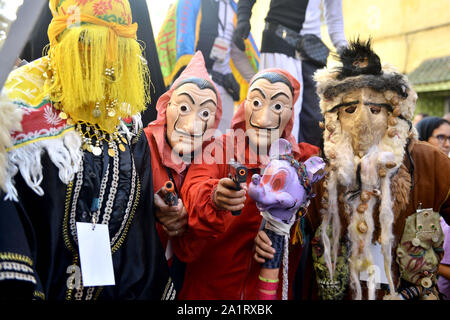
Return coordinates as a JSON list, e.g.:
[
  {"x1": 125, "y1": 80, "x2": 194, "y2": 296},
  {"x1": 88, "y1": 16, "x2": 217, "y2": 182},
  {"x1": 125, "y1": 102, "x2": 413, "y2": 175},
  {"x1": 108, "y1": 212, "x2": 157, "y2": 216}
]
[{"x1": 248, "y1": 138, "x2": 325, "y2": 300}]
